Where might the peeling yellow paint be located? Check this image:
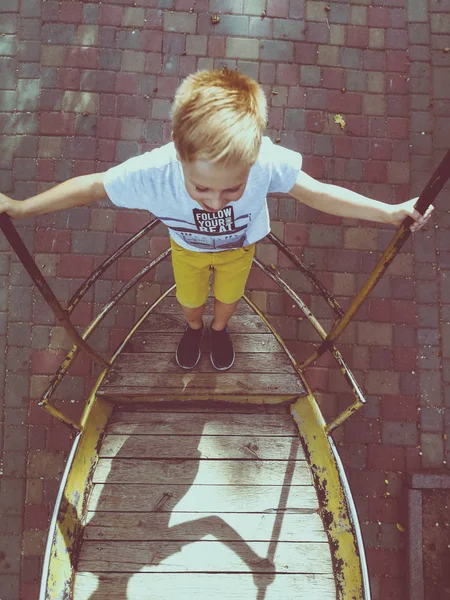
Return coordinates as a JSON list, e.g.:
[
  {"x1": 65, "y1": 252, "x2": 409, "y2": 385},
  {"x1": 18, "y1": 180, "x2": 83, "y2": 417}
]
[{"x1": 292, "y1": 394, "x2": 365, "y2": 599}]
